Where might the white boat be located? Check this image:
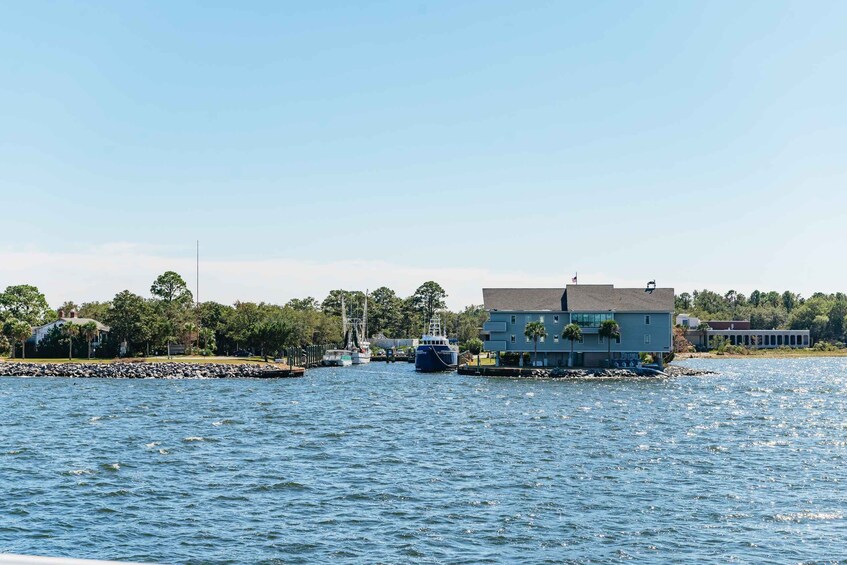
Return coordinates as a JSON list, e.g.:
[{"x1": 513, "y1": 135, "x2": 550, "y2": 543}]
[
  {"x1": 351, "y1": 342, "x2": 371, "y2": 365},
  {"x1": 321, "y1": 349, "x2": 353, "y2": 367},
  {"x1": 346, "y1": 292, "x2": 372, "y2": 364}
]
